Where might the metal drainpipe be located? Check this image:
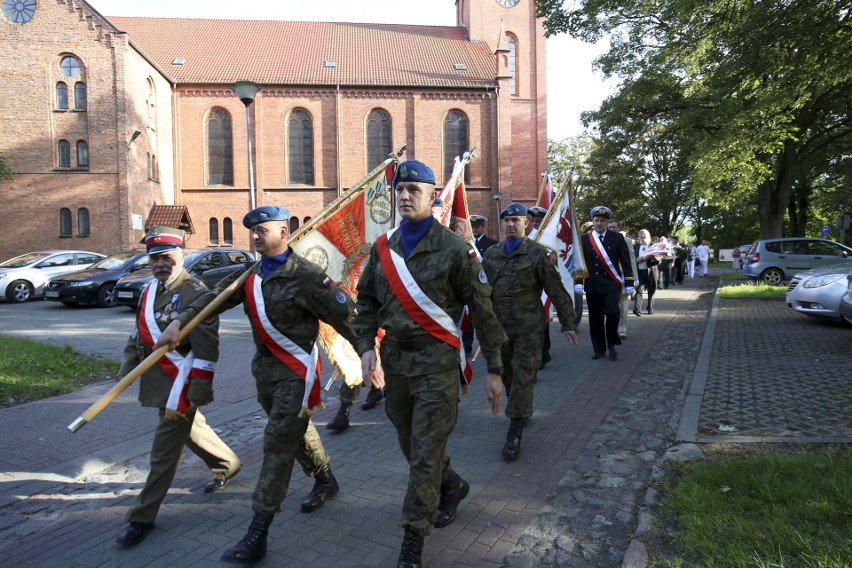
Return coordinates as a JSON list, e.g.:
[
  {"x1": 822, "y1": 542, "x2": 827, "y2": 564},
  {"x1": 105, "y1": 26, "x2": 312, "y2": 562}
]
[{"x1": 336, "y1": 84, "x2": 342, "y2": 196}]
